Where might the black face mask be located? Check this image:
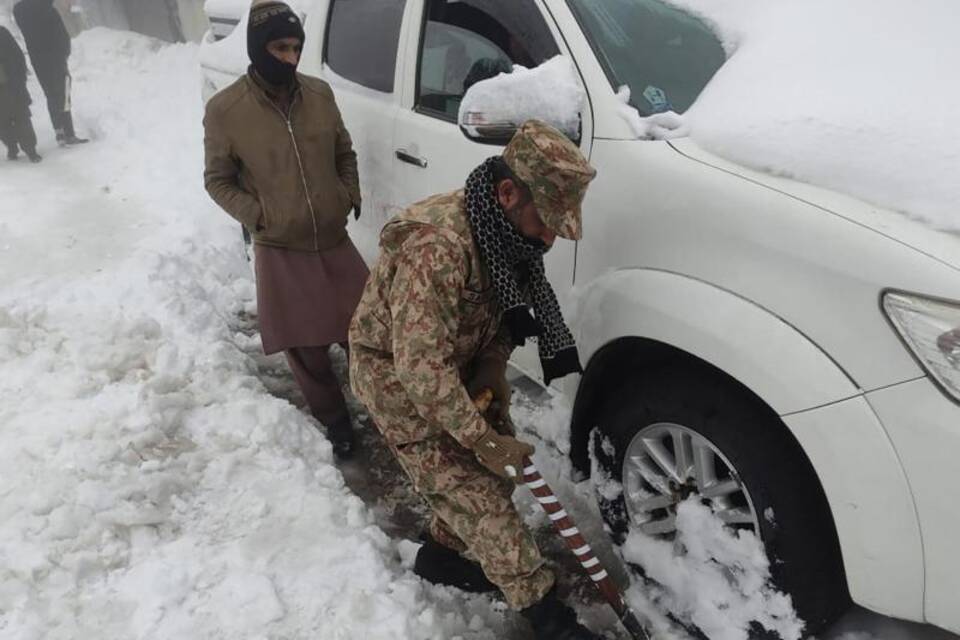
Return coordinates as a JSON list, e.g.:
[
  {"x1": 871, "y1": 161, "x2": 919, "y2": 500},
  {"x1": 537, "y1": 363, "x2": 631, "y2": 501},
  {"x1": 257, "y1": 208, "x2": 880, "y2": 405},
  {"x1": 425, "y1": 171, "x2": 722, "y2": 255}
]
[
  {"x1": 246, "y1": 2, "x2": 304, "y2": 88},
  {"x1": 252, "y1": 50, "x2": 297, "y2": 87}
]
